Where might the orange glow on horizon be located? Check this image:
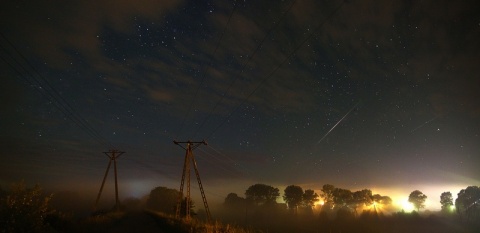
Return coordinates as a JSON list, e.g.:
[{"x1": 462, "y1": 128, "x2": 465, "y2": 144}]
[
  {"x1": 311, "y1": 183, "x2": 471, "y2": 213},
  {"x1": 316, "y1": 200, "x2": 325, "y2": 205}
]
